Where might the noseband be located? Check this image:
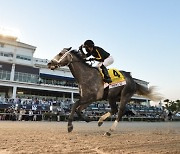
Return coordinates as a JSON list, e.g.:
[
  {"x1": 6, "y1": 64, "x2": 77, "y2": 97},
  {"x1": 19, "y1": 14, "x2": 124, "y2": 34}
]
[{"x1": 52, "y1": 50, "x2": 73, "y2": 67}]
